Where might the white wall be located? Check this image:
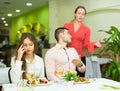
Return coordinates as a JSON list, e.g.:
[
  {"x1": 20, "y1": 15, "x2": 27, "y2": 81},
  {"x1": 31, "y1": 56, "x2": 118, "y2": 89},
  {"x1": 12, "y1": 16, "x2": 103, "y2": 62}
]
[
  {"x1": 49, "y1": 0, "x2": 120, "y2": 43},
  {"x1": 85, "y1": 10, "x2": 120, "y2": 41}
]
